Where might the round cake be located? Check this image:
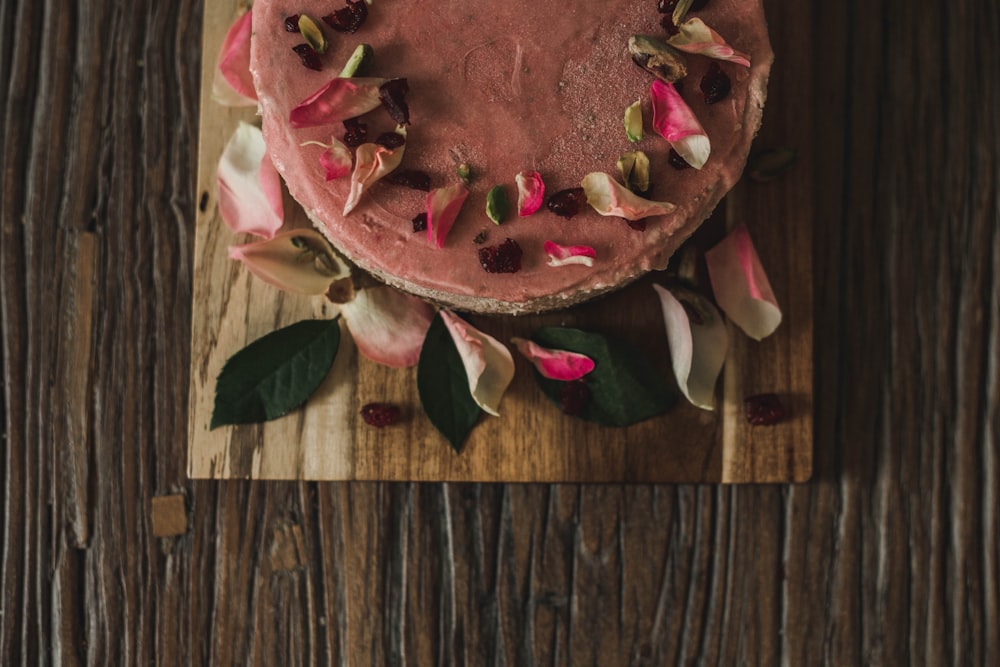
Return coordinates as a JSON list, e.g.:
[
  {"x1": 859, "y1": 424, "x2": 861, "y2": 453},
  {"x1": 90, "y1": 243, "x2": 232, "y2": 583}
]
[{"x1": 251, "y1": 0, "x2": 772, "y2": 314}]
